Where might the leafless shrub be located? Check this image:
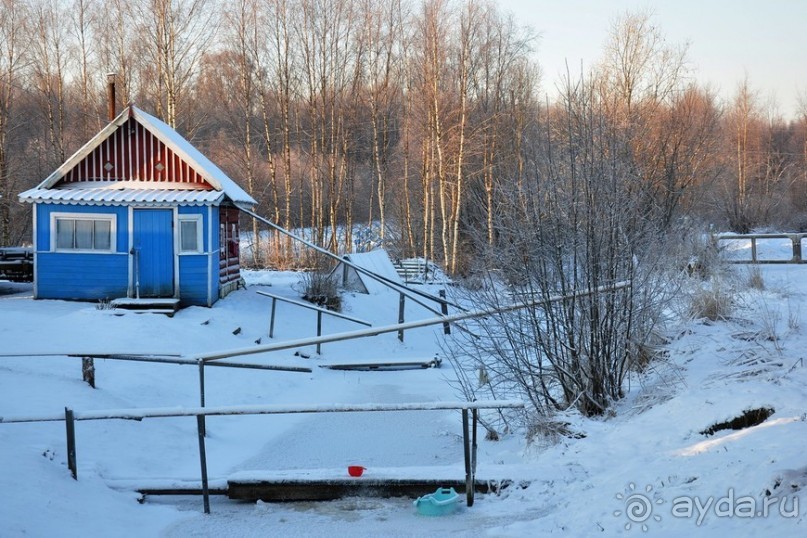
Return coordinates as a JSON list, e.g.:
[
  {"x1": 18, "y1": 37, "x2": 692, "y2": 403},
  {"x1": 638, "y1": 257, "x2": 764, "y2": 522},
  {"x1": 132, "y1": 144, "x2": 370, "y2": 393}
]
[
  {"x1": 525, "y1": 417, "x2": 586, "y2": 447},
  {"x1": 295, "y1": 254, "x2": 341, "y2": 311},
  {"x1": 688, "y1": 281, "x2": 733, "y2": 321},
  {"x1": 444, "y1": 72, "x2": 680, "y2": 419},
  {"x1": 747, "y1": 265, "x2": 765, "y2": 290},
  {"x1": 787, "y1": 299, "x2": 800, "y2": 331},
  {"x1": 95, "y1": 299, "x2": 115, "y2": 311}
]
